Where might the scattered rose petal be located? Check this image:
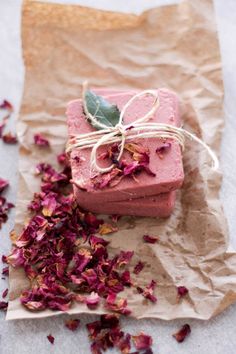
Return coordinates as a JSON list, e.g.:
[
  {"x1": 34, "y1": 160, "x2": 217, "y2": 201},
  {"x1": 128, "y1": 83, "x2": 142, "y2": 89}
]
[
  {"x1": 2, "y1": 266, "x2": 9, "y2": 276},
  {"x1": 133, "y1": 261, "x2": 144, "y2": 275},
  {"x1": 0, "y1": 301, "x2": 8, "y2": 310},
  {"x1": 34, "y1": 133, "x2": 50, "y2": 147},
  {"x1": 143, "y1": 235, "x2": 159, "y2": 244},
  {"x1": 132, "y1": 332, "x2": 153, "y2": 351},
  {"x1": 177, "y1": 286, "x2": 189, "y2": 299},
  {"x1": 100, "y1": 314, "x2": 119, "y2": 329},
  {"x1": 0, "y1": 178, "x2": 8, "y2": 193},
  {"x1": 1, "y1": 255, "x2": 7, "y2": 263},
  {"x1": 117, "y1": 333, "x2": 131, "y2": 353},
  {"x1": 173, "y1": 324, "x2": 191, "y2": 343},
  {"x1": 0, "y1": 100, "x2": 13, "y2": 112},
  {"x1": 86, "y1": 292, "x2": 100, "y2": 309},
  {"x1": 57, "y1": 152, "x2": 69, "y2": 166},
  {"x1": 47, "y1": 334, "x2": 55, "y2": 344},
  {"x1": 2, "y1": 289, "x2": 8, "y2": 298},
  {"x1": 106, "y1": 293, "x2": 131, "y2": 315},
  {"x1": 137, "y1": 280, "x2": 157, "y2": 303},
  {"x1": 156, "y1": 142, "x2": 171, "y2": 158},
  {"x1": 90, "y1": 341, "x2": 102, "y2": 354},
  {"x1": 65, "y1": 318, "x2": 80, "y2": 331},
  {"x1": 2, "y1": 132, "x2": 17, "y2": 144},
  {"x1": 115, "y1": 251, "x2": 134, "y2": 268},
  {"x1": 98, "y1": 223, "x2": 118, "y2": 235}
]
